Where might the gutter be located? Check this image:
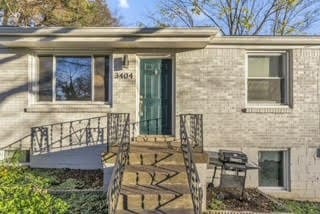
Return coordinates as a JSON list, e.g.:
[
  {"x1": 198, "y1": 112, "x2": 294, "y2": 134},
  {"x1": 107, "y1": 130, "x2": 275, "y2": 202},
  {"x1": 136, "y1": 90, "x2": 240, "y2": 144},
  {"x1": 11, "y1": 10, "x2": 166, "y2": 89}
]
[
  {"x1": 209, "y1": 36, "x2": 320, "y2": 45},
  {"x1": 0, "y1": 27, "x2": 220, "y2": 38}
]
